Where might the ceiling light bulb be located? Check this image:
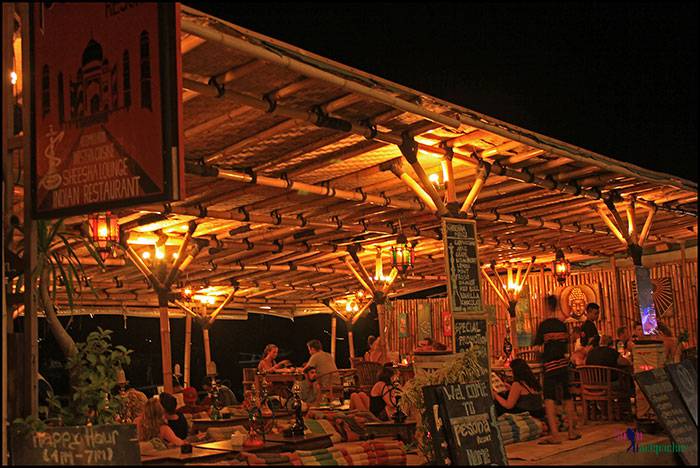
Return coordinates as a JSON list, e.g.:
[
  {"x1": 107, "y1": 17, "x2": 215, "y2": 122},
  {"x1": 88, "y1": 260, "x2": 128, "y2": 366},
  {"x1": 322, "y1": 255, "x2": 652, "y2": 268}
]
[
  {"x1": 155, "y1": 248, "x2": 165, "y2": 260},
  {"x1": 142, "y1": 251, "x2": 151, "y2": 259},
  {"x1": 429, "y1": 173, "x2": 440, "y2": 184},
  {"x1": 10, "y1": 71, "x2": 17, "y2": 85}
]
